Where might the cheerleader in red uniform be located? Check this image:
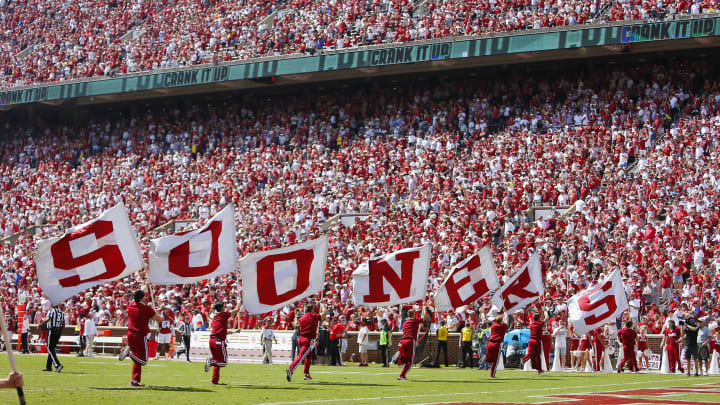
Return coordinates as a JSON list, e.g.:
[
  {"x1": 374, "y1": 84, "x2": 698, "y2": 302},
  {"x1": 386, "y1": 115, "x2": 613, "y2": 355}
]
[
  {"x1": 542, "y1": 324, "x2": 552, "y2": 371},
  {"x1": 570, "y1": 331, "x2": 581, "y2": 371},
  {"x1": 579, "y1": 334, "x2": 591, "y2": 371}
]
